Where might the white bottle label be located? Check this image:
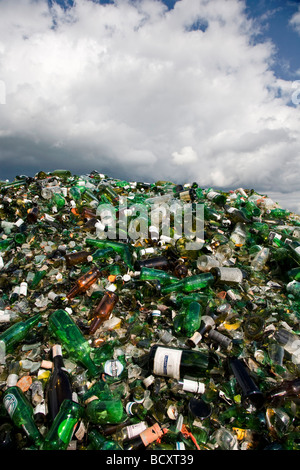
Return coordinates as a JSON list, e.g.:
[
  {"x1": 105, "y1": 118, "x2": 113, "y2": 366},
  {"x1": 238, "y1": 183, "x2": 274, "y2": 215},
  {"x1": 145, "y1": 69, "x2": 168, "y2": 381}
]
[
  {"x1": 153, "y1": 347, "x2": 182, "y2": 379},
  {"x1": 182, "y1": 379, "x2": 205, "y2": 394},
  {"x1": 19, "y1": 282, "x2": 28, "y2": 296},
  {"x1": 52, "y1": 344, "x2": 62, "y2": 358},
  {"x1": 126, "y1": 422, "x2": 148, "y2": 439},
  {"x1": 4, "y1": 393, "x2": 17, "y2": 417}
]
